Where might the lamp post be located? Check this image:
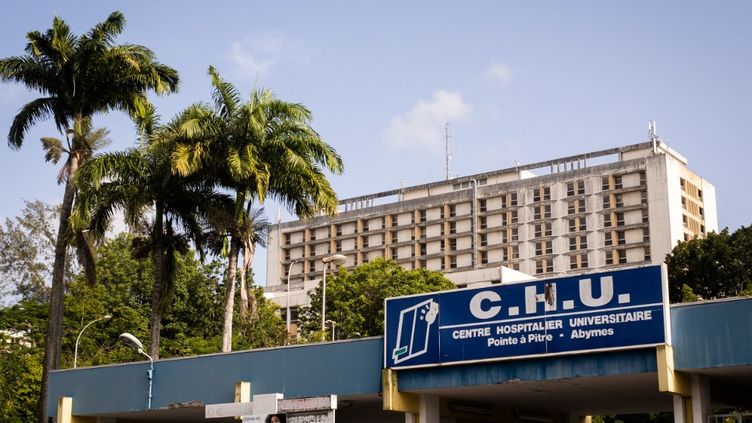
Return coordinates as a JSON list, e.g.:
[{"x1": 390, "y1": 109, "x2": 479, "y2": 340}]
[
  {"x1": 286, "y1": 259, "x2": 298, "y2": 335},
  {"x1": 325, "y1": 319, "x2": 337, "y2": 341},
  {"x1": 119, "y1": 333, "x2": 154, "y2": 410},
  {"x1": 73, "y1": 314, "x2": 111, "y2": 368},
  {"x1": 321, "y1": 254, "x2": 347, "y2": 334}
]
